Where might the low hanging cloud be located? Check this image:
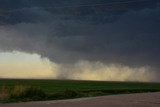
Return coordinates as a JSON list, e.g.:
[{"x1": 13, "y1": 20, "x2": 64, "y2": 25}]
[
  {"x1": 0, "y1": 51, "x2": 157, "y2": 82},
  {"x1": 58, "y1": 60, "x2": 156, "y2": 82},
  {"x1": 0, "y1": 0, "x2": 160, "y2": 81},
  {"x1": 0, "y1": 5, "x2": 160, "y2": 66}
]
